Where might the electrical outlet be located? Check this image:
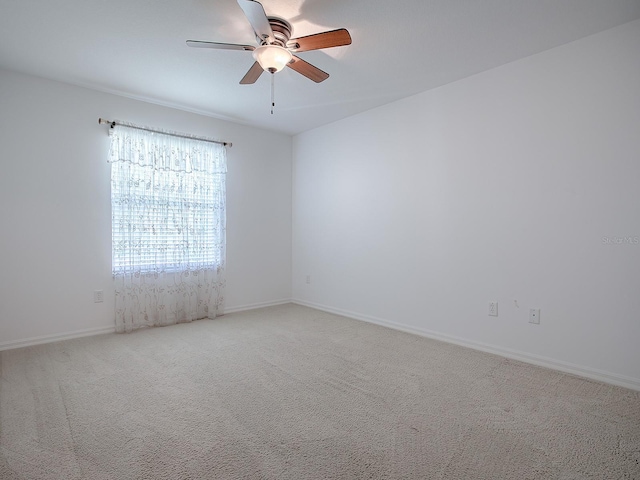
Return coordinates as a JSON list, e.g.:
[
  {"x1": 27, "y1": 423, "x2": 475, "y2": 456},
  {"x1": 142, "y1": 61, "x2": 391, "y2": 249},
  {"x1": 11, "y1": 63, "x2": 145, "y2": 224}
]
[
  {"x1": 305, "y1": 275, "x2": 311, "y2": 285},
  {"x1": 488, "y1": 301, "x2": 498, "y2": 317},
  {"x1": 529, "y1": 308, "x2": 540, "y2": 324},
  {"x1": 94, "y1": 290, "x2": 104, "y2": 303}
]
